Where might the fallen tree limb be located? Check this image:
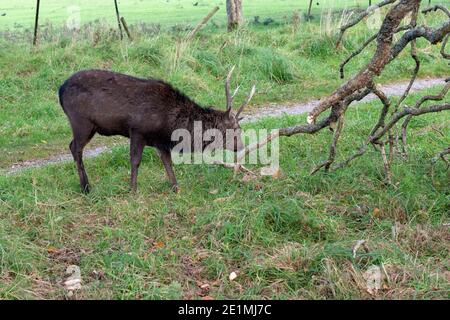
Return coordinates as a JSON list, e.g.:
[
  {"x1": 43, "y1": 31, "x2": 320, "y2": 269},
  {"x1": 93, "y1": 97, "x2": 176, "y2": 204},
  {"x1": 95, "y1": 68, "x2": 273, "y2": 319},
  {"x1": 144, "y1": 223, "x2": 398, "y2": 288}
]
[{"x1": 217, "y1": 0, "x2": 449, "y2": 181}]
